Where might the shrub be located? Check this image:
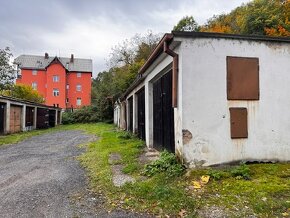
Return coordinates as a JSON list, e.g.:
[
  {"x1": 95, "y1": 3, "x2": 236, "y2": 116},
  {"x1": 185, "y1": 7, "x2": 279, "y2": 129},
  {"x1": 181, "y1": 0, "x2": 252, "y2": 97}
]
[
  {"x1": 62, "y1": 106, "x2": 100, "y2": 124},
  {"x1": 143, "y1": 150, "x2": 185, "y2": 177}
]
